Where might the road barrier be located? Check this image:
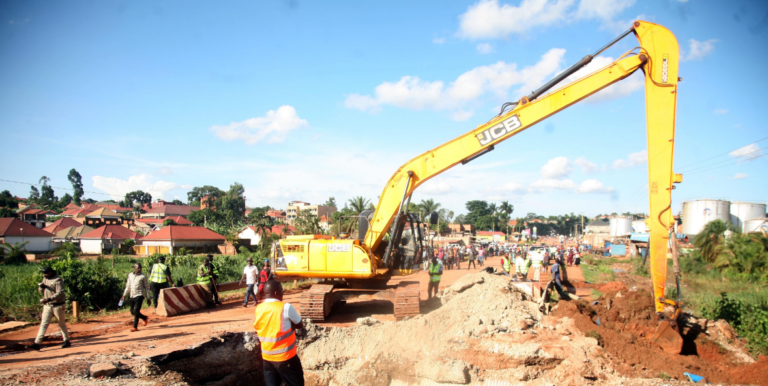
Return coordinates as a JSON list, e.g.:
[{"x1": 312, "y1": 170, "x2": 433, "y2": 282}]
[{"x1": 156, "y1": 284, "x2": 209, "y2": 317}]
